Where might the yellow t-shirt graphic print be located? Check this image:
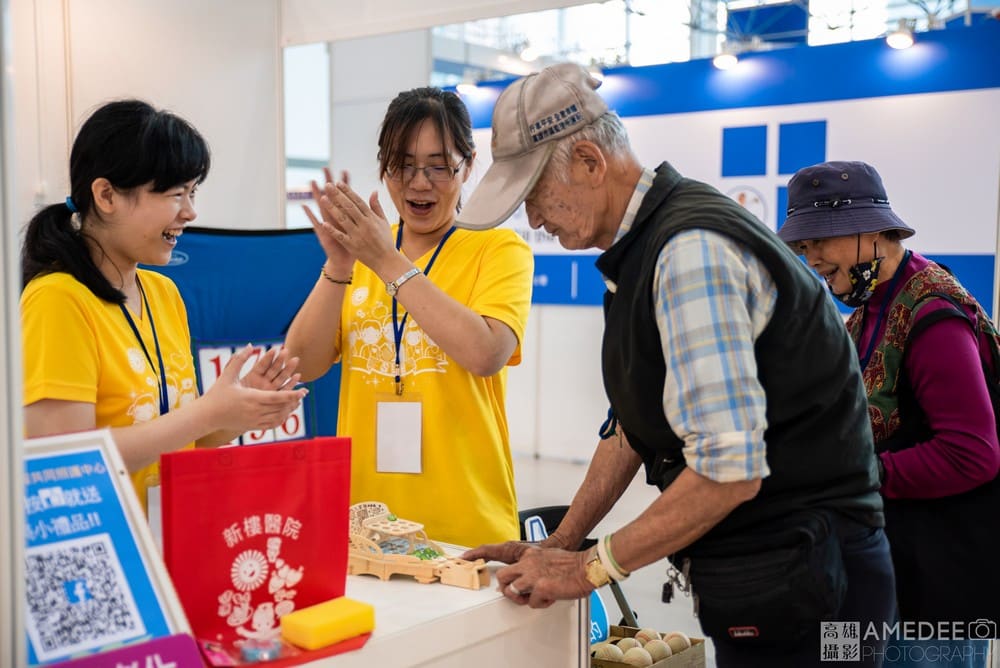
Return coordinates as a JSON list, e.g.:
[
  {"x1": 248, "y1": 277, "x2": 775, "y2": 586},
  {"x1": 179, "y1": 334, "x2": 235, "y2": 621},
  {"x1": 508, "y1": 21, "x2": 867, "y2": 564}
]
[
  {"x1": 336, "y1": 226, "x2": 533, "y2": 547},
  {"x1": 345, "y1": 292, "x2": 449, "y2": 381},
  {"x1": 22, "y1": 269, "x2": 198, "y2": 512}
]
